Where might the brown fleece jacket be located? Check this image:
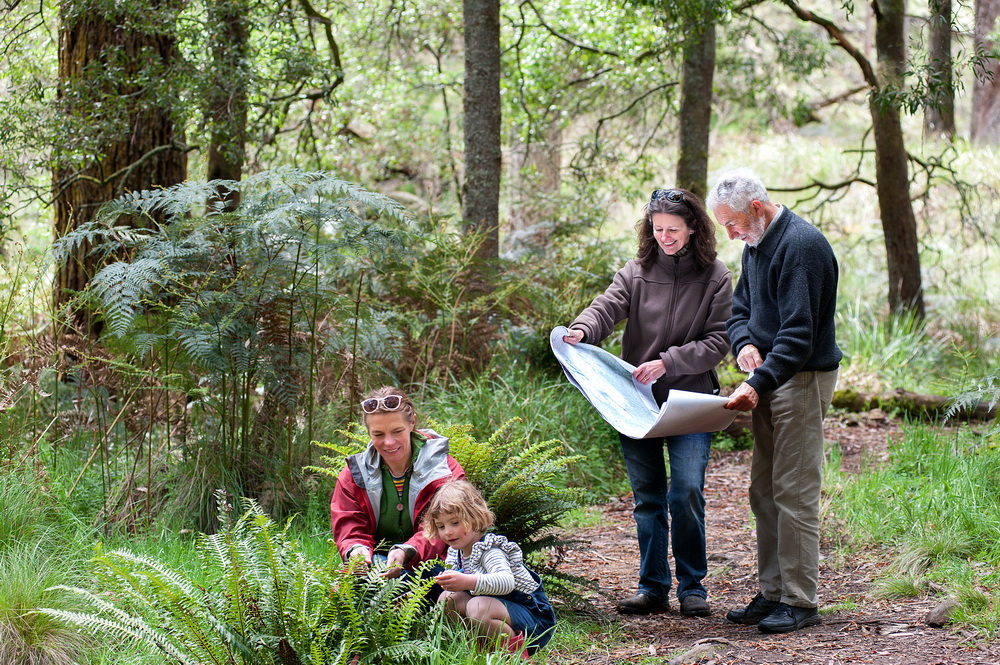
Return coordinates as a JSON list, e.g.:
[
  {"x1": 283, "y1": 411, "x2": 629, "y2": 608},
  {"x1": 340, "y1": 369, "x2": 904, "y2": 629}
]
[{"x1": 570, "y1": 251, "x2": 733, "y2": 404}]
